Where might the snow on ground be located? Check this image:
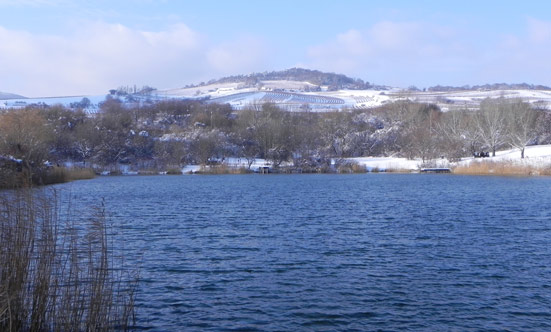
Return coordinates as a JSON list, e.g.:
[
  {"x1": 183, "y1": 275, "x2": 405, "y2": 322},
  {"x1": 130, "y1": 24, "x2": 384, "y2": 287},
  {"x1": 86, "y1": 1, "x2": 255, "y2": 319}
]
[
  {"x1": 105, "y1": 145, "x2": 551, "y2": 175},
  {"x1": 349, "y1": 157, "x2": 422, "y2": 171},
  {"x1": 328, "y1": 89, "x2": 394, "y2": 108},
  {"x1": 457, "y1": 144, "x2": 551, "y2": 168},
  {"x1": 348, "y1": 145, "x2": 551, "y2": 172},
  {"x1": 0, "y1": 95, "x2": 108, "y2": 112},
  {"x1": 180, "y1": 158, "x2": 273, "y2": 174},
  {"x1": 182, "y1": 165, "x2": 202, "y2": 174},
  {"x1": 160, "y1": 87, "x2": 551, "y2": 112},
  {"x1": 157, "y1": 82, "x2": 397, "y2": 111},
  {"x1": 400, "y1": 89, "x2": 551, "y2": 112},
  {"x1": 4, "y1": 80, "x2": 551, "y2": 113},
  {"x1": 259, "y1": 80, "x2": 318, "y2": 90},
  {"x1": 159, "y1": 82, "x2": 256, "y2": 98},
  {"x1": 223, "y1": 157, "x2": 271, "y2": 169}
]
